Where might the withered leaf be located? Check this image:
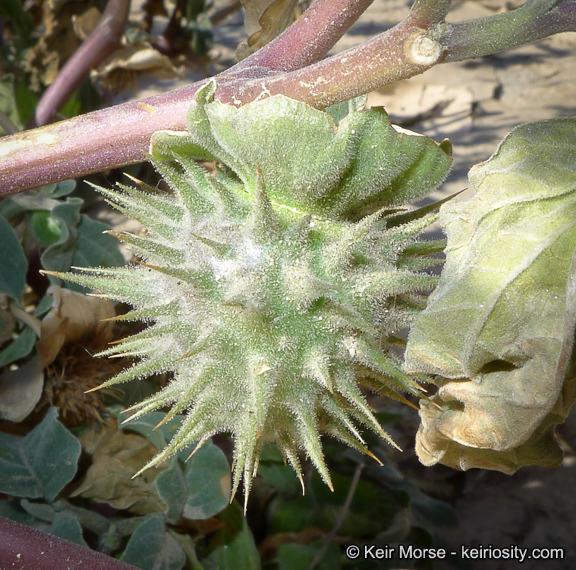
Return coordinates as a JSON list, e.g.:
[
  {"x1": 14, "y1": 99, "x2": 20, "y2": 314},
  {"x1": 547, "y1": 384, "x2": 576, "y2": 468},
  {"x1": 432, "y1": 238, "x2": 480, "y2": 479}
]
[
  {"x1": 69, "y1": 418, "x2": 166, "y2": 515},
  {"x1": 405, "y1": 118, "x2": 576, "y2": 473},
  {"x1": 37, "y1": 285, "x2": 115, "y2": 368},
  {"x1": 236, "y1": 0, "x2": 298, "y2": 60}
]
